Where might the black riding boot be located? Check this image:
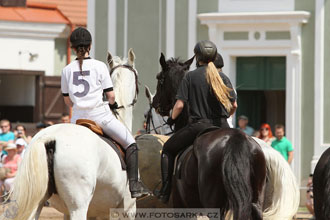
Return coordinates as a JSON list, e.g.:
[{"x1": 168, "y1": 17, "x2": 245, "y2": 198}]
[
  {"x1": 126, "y1": 143, "x2": 150, "y2": 199},
  {"x1": 154, "y1": 152, "x2": 174, "y2": 203}
]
